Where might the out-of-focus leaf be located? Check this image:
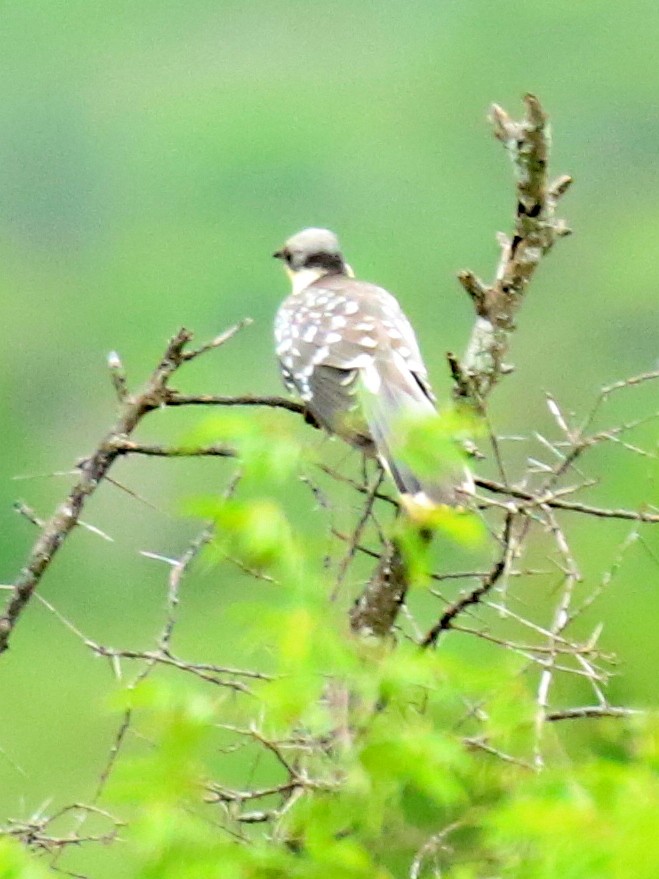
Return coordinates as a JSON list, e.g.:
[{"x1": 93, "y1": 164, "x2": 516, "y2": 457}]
[
  {"x1": 393, "y1": 408, "x2": 480, "y2": 481},
  {"x1": 186, "y1": 412, "x2": 304, "y2": 487},
  {"x1": 0, "y1": 840, "x2": 50, "y2": 879},
  {"x1": 191, "y1": 495, "x2": 299, "y2": 574}
]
